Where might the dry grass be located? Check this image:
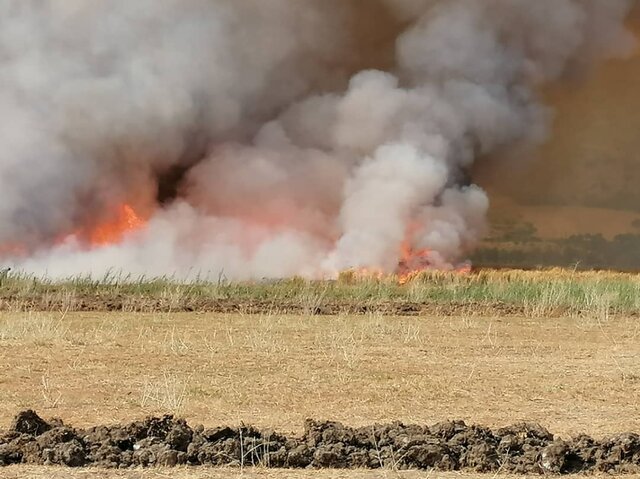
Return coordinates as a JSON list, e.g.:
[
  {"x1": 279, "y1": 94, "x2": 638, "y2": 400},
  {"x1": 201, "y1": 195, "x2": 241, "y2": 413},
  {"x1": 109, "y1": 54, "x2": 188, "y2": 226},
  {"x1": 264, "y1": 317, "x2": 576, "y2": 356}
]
[
  {"x1": 1, "y1": 268, "x2": 640, "y2": 316},
  {"x1": 3, "y1": 467, "x2": 640, "y2": 479},
  {"x1": 0, "y1": 311, "x2": 639, "y2": 438}
]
